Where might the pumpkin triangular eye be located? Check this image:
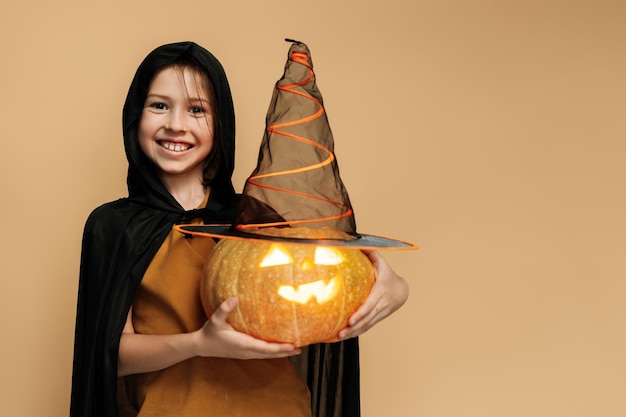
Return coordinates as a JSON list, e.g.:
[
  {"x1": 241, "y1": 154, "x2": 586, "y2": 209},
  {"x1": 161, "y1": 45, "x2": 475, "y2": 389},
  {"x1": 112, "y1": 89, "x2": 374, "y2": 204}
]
[
  {"x1": 314, "y1": 246, "x2": 344, "y2": 265},
  {"x1": 260, "y1": 243, "x2": 294, "y2": 267}
]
